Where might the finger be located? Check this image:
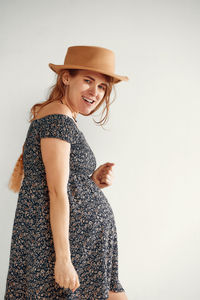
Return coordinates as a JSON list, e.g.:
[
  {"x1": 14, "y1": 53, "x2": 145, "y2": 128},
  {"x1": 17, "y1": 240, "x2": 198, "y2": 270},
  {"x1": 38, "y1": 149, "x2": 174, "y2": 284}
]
[
  {"x1": 69, "y1": 279, "x2": 76, "y2": 288},
  {"x1": 98, "y1": 183, "x2": 108, "y2": 188},
  {"x1": 69, "y1": 282, "x2": 76, "y2": 291},
  {"x1": 63, "y1": 278, "x2": 70, "y2": 288},
  {"x1": 102, "y1": 174, "x2": 112, "y2": 182},
  {"x1": 106, "y1": 175, "x2": 113, "y2": 183},
  {"x1": 102, "y1": 168, "x2": 113, "y2": 176},
  {"x1": 103, "y1": 165, "x2": 114, "y2": 171},
  {"x1": 99, "y1": 181, "x2": 111, "y2": 188},
  {"x1": 105, "y1": 162, "x2": 115, "y2": 166},
  {"x1": 72, "y1": 279, "x2": 80, "y2": 292},
  {"x1": 106, "y1": 179, "x2": 112, "y2": 185},
  {"x1": 100, "y1": 163, "x2": 114, "y2": 172},
  {"x1": 106, "y1": 174, "x2": 112, "y2": 180},
  {"x1": 106, "y1": 171, "x2": 113, "y2": 178},
  {"x1": 105, "y1": 167, "x2": 114, "y2": 176},
  {"x1": 106, "y1": 163, "x2": 115, "y2": 169},
  {"x1": 58, "y1": 276, "x2": 64, "y2": 287},
  {"x1": 76, "y1": 275, "x2": 80, "y2": 284},
  {"x1": 100, "y1": 164, "x2": 114, "y2": 177},
  {"x1": 101, "y1": 177, "x2": 112, "y2": 185}
]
